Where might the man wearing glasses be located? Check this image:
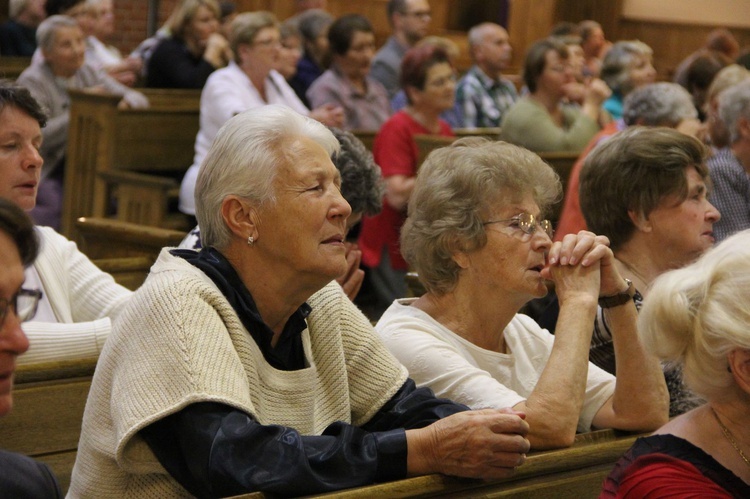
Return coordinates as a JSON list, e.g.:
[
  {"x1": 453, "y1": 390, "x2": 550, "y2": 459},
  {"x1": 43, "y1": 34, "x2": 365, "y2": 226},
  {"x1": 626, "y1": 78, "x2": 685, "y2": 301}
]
[
  {"x1": 0, "y1": 198, "x2": 63, "y2": 497},
  {"x1": 370, "y1": 0, "x2": 432, "y2": 99},
  {"x1": 0, "y1": 82, "x2": 132, "y2": 365}
]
